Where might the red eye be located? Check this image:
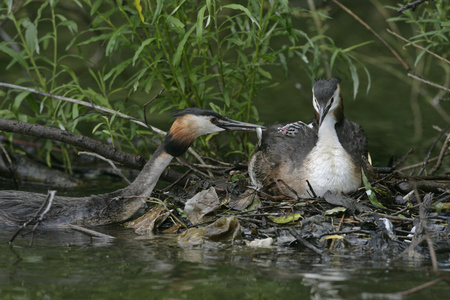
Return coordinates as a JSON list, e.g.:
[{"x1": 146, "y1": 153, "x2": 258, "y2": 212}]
[{"x1": 210, "y1": 117, "x2": 217, "y2": 124}]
